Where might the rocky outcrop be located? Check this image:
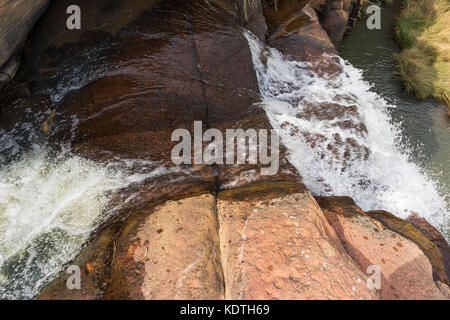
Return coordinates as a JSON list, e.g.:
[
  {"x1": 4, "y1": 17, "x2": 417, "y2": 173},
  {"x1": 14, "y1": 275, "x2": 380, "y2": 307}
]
[
  {"x1": 264, "y1": 1, "x2": 337, "y2": 61},
  {"x1": 317, "y1": 197, "x2": 447, "y2": 299},
  {"x1": 366, "y1": 210, "x2": 449, "y2": 285},
  {"x1": 406, "y1": 213, "x2": 450, "y2": 282},
  {"x1": 38, "y1": 183, "x2": 449, "y2": 300},
  {"x1": 0, "y1": 0, "x2": 298, "y2": 214},
  {"x1": 38, "y1": 182, "x2": 381, "y2": 300},
  {"x1": 0, "y1": 0, "x2": 50, "y2": 87},
  {"x1": 1, "y1": 0, "x2": 447, "y2": 300},
  {"x1": 217, "y1": 183, "x2": 378, "y2": 300},
  {"x1": 319, "y1": 0, "x2": 361, "y2": 45},
  {"x1": 262, "y1": 0, "x2": 361, "y2": 59}
]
